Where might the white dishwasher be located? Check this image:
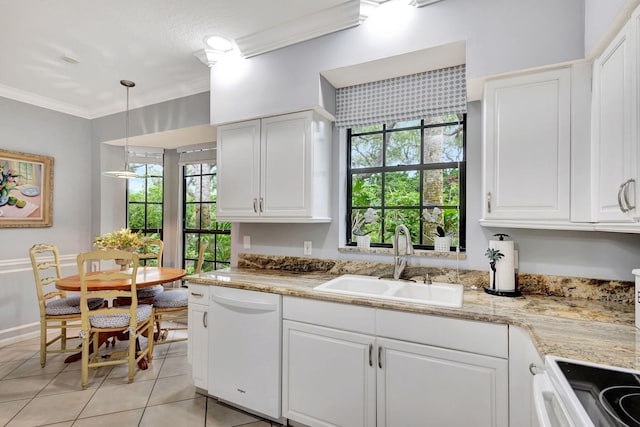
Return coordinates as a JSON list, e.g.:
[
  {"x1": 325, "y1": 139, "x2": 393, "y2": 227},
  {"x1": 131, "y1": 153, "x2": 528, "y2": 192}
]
[{"x1": 208, "y1": 286, "x2": 282, "y2": 421}]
